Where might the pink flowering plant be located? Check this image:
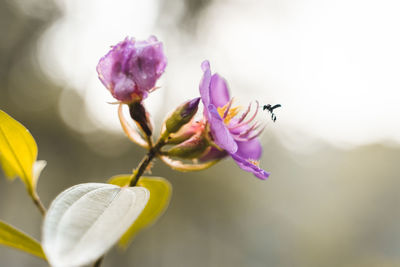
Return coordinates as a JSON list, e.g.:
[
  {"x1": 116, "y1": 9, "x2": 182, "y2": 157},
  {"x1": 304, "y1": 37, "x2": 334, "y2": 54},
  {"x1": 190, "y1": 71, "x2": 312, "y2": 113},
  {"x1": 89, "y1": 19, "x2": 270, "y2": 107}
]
[{"x1": 0, "y1": 36, "x2": 272, "y2": 267}]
